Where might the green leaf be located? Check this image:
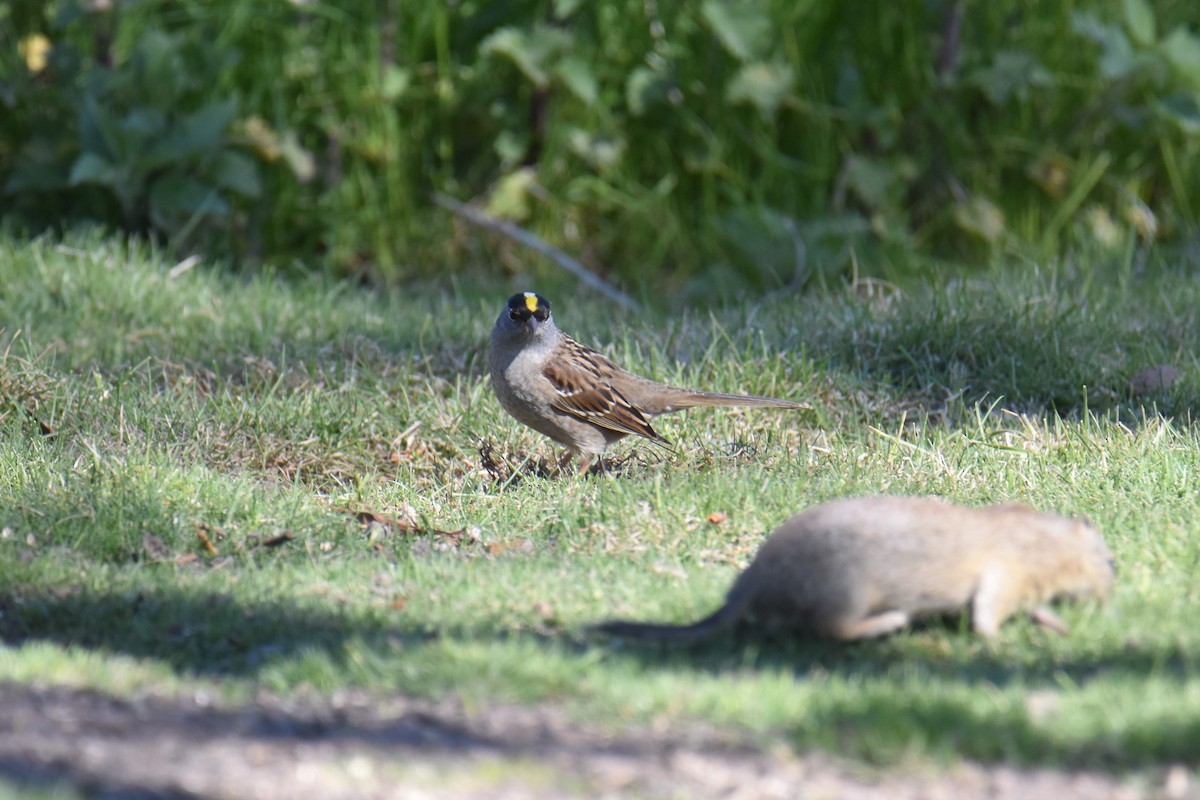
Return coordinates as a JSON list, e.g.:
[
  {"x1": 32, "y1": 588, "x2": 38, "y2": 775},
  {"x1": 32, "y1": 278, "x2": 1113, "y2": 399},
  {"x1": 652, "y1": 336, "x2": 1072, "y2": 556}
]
[
  {"x1": 700, "y1": 0, "x2": 772, "y2": 62},
  {"x1": 122, "y1": 108, "x2": 167, "y2": 141},
  {"x1": 178, "y1": 98, "x2": 239, "y2": 152},
  {"x1": 211, "y1": 151, "x2": 262, "y2": 197},
  {"x1": 480, "y1": 25, "x2": 573, "y2": 88},
  {"x1": 484, "y1": 169, "x2": 538, "y2": 221},
  {"x1": 952, "y1": 196, "x2": 1006, "y2": 242},
  {"x1": 494, "y1": 129, "x2": 528, "y2": 169},
  {"x1": 967, "y1": 49, "x2": 1054, "y2": 105},
  {"x1": 716, "y1": 205, "x2": 802, "y2": 287},
  {"x1": 835, "y1": 64, "x2": 869, "y2": 115},
  {"x1": 4, "y1": 161, "x2": 70, "y2": 193},
  {"x1": 381, "y1": 66, "x2": 411, "y2": 101},
  {"x1": 1122, "y1": 0, "x2": 1156, "y2": 46},
  {"x1": 148, "y1": 173, "x2": 228, "y2": 231},
  {"x1": 132, "y1": 29, "x2": 186, "y2": 107},
  {"x1": 555, "y1": 57, "x2": 598, "y2": 106},
  {"x1": 1155, "y1": 93, "x2": 1200, "y2": 135},
  {"x1": 844, "y1": 155, "x2": 900, "y2": 209},
  {"x1": 625, "y1": 66, "x2": 669, "y2": 116},
  {"x1": 567, "y1": 128, "x2": 625, "y2": 170},
  {"x1": 79, "y1": 96, "x2": 124, "y2": 163},
  {"x1": 143, "y1": 97, "x2": 238, "y2": 169},
  {"x1": 799, "y1": 213, "x2": 874, "y2": 240},
  {"x1": 68, "y1": 153, "x2": 118, "y2": 187},
  {"x1": 552, "y1": 0, "x2": 584, "y2": 18},
  {"x1": 1161, "y1": 28, "x2": 1200, "y2": 90},
  {"x1": 1072, "y1": 13, "x2": 1138, "y2": 79},
  {"x1": 135, "y1": 29, "x2": 181, "y2": 79},
  {"x1": 681, "y1": 117, "x2": 725, "y2": 175},
  {"x1": 725, "y1": 62, "x2": 794, "y2": 119}
]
